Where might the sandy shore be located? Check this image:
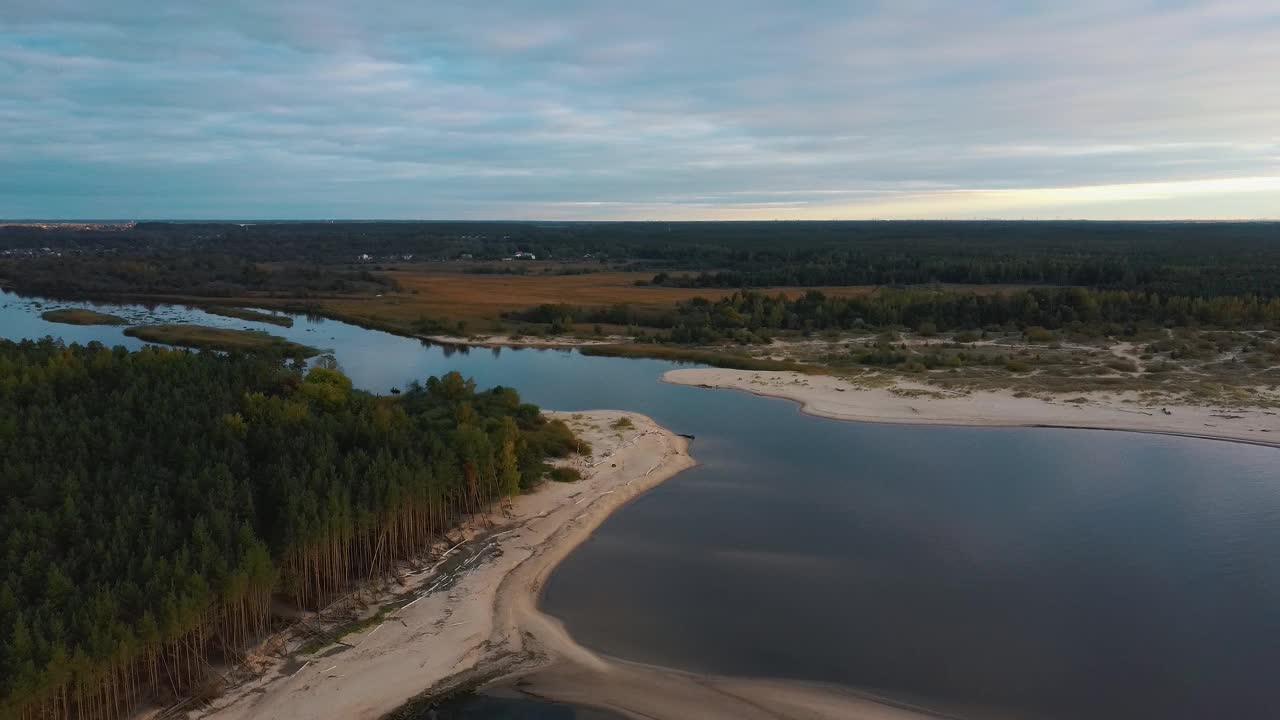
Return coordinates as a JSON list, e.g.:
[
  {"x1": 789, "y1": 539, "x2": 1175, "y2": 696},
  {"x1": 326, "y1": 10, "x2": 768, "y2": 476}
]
[
  {"x1": 665, "y1": 368, "x2": 1280, "y2": 448},
  {"x1": 193, "y1": 411, "x2": 691, "y2": 720},
  {"x1": 497, "y1": 663, "x2": 945, "y2": 720},
  {"x1": 193, "y1": 409, "x2": 939, "y2": 720}
]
